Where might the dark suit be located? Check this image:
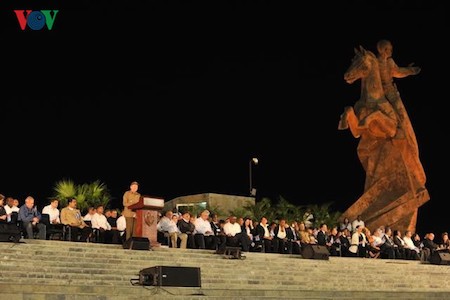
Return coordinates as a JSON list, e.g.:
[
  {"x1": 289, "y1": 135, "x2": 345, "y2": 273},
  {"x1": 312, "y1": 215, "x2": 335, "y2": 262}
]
[
  {"x1": 339, "y1": 234, "x2": 351, "y2": 256},
  {"x1": 0, "y1": 207, "x2": 21, "y2": 242},
  {"x1": 211, "y1": 221, "x2": 227, "y2": 251},
  {"x1": 256, "y1": 223, "x2": 273, "y2": 253},
  {"x1": 422, "y1": 238, "x2": 439, "y2": 253},
  {"x1": 178, "y1": 219, "x2": 196, "y2": 248},
  {"x1": 317, "y1": 230, "x2": 328, "y2": 246},
  {"x1": 381, "y1": 234, "x2": 397, "y2": 259},
  {"x1": 273, "y1": 225, "x2": 295, "y2": 254}
]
